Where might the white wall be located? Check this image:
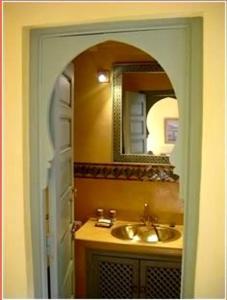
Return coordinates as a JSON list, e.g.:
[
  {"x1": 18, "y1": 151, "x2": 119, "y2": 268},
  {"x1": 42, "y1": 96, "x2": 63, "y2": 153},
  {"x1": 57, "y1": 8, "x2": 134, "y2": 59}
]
[{"x1": 3, "y1": 2, "x2": 225, "y2": 298}]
